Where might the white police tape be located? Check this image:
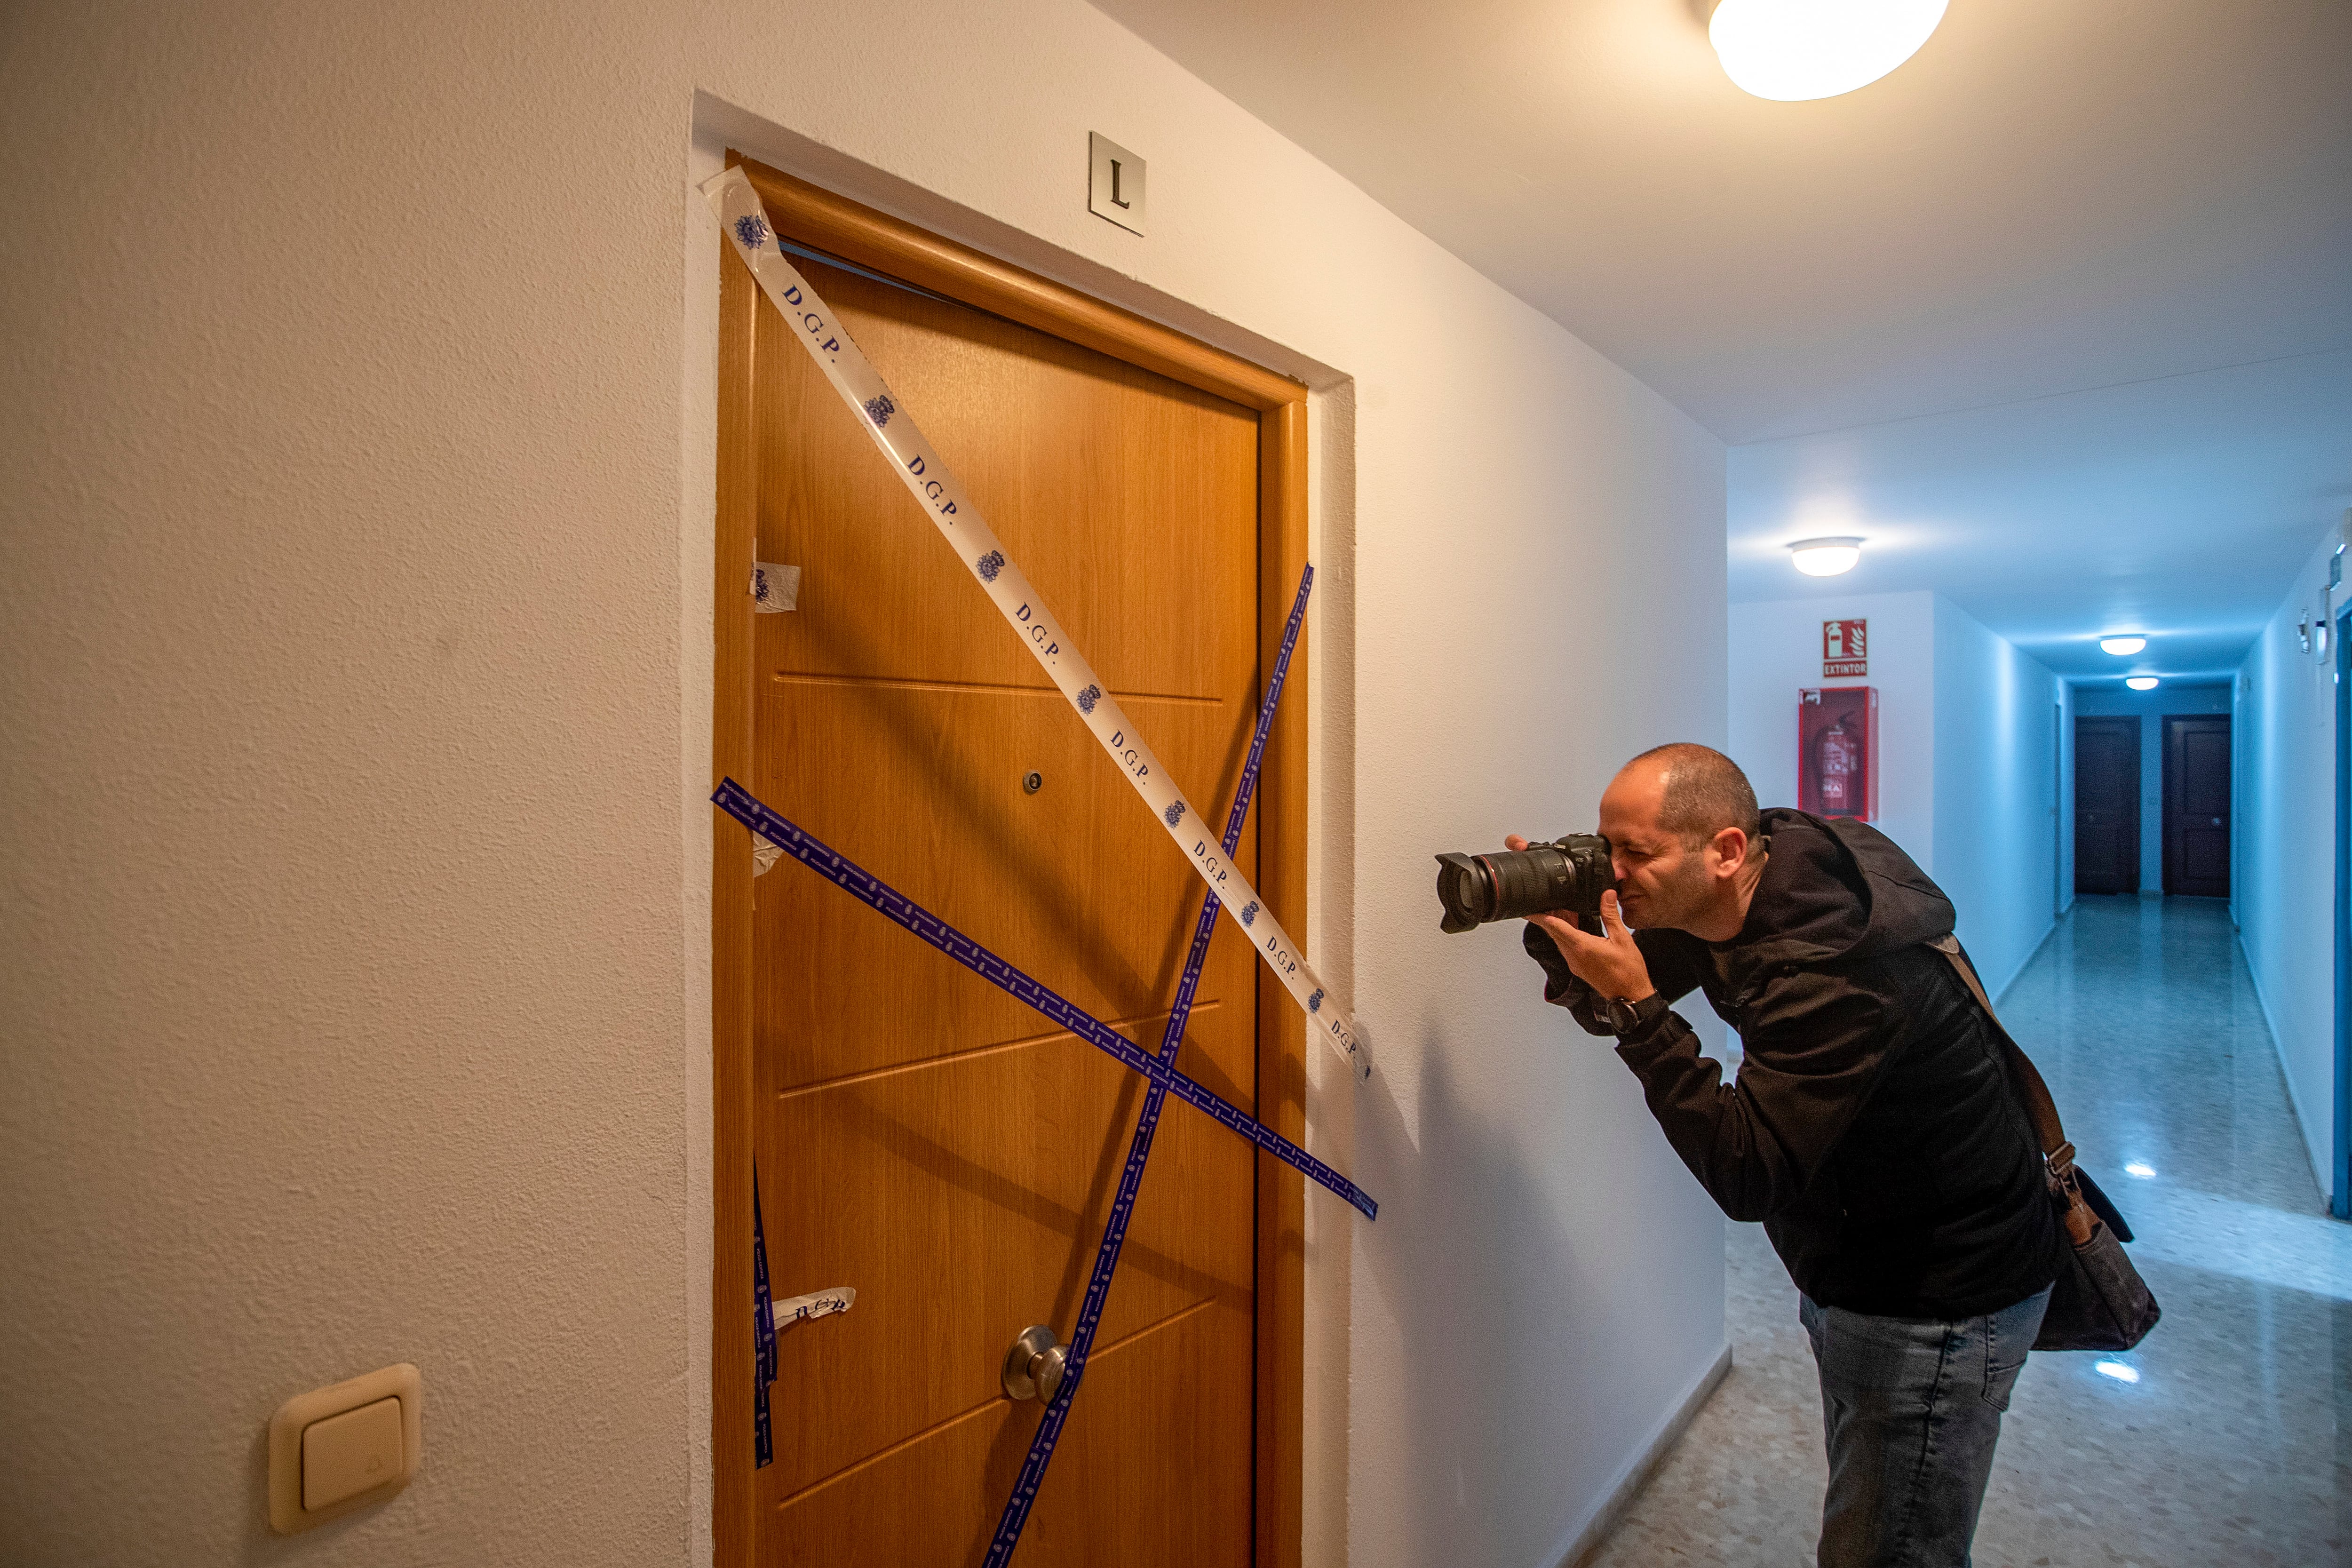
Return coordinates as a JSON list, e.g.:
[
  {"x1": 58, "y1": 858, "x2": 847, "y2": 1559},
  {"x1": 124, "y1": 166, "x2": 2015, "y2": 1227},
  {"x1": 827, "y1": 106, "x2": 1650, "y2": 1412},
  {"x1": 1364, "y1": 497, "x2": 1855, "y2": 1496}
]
[
  {"x1": 770, "y1": 1285, "x2": 854, "y2": 1330},
  {"x1": 750, "y1": 830, "x2": 783, "y2": 878},
  {"x1": 701, "y1": 166, "x2": 1369, "y2": 1084},
  {"x1": 752, "y1": 561, "x2": 799, "y2": 612}
]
